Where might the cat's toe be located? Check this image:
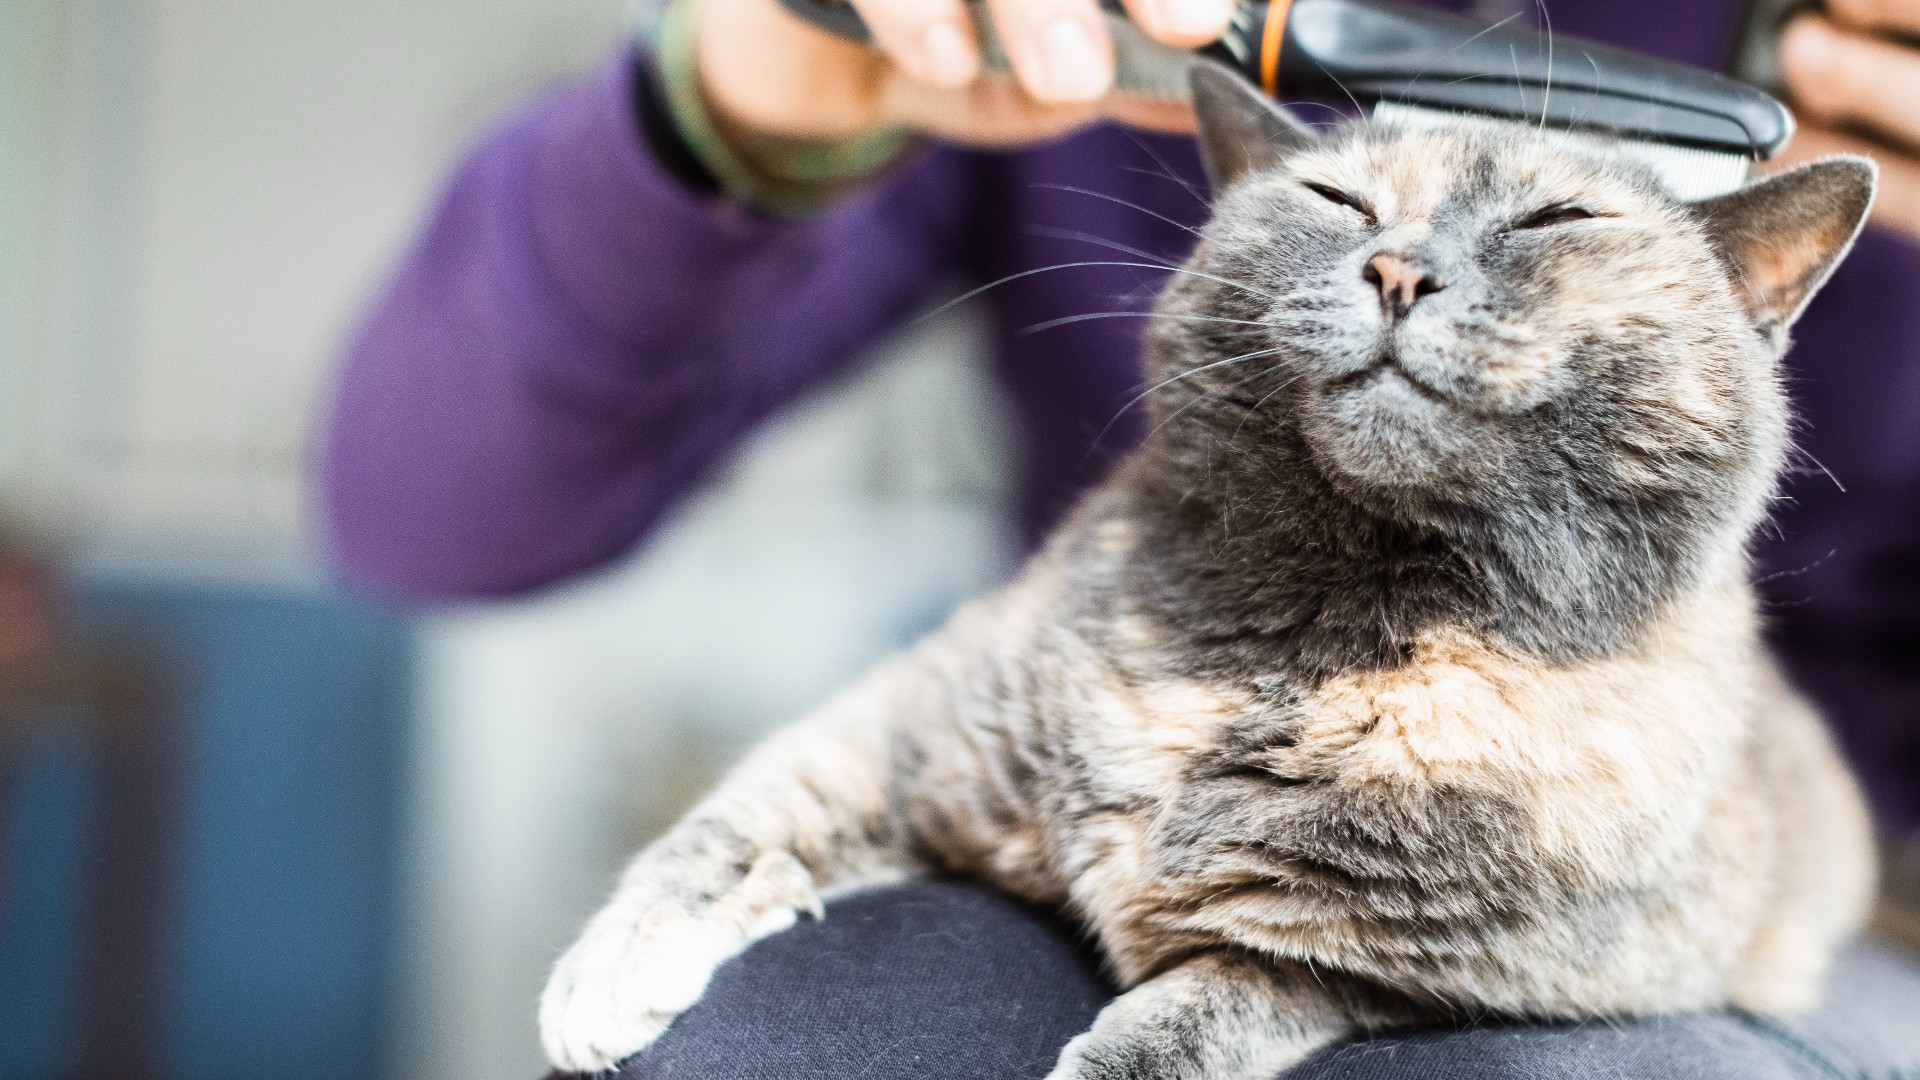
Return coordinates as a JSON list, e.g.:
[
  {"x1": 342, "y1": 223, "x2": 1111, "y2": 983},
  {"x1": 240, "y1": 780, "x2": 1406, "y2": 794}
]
[
  {"x1": 1045, "y1": 1030, "x2": 1134, "y2": 1080},
  {"x1": 538, "y1": 991, "x2": 671, "y2": 1075},
  {"x1": 538, "y1": 852, "x2": 823, "y2": 1073},
  {"x1": 737, "y1": 849, "x2": 825, "y2": 925},
  {"x1": 538, "y1": 902, "x2": 718, "y2": 1071}
]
